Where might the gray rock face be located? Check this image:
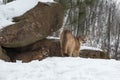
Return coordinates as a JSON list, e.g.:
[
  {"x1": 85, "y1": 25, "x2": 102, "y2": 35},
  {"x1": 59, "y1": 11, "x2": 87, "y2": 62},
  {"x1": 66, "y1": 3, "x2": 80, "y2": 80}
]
[
  {"x1": 0, "y1": 2, "x2": 64, "y2": 48},
  {"x1": 80, "y1": 49, "x2": 109, "y2": 59}
]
